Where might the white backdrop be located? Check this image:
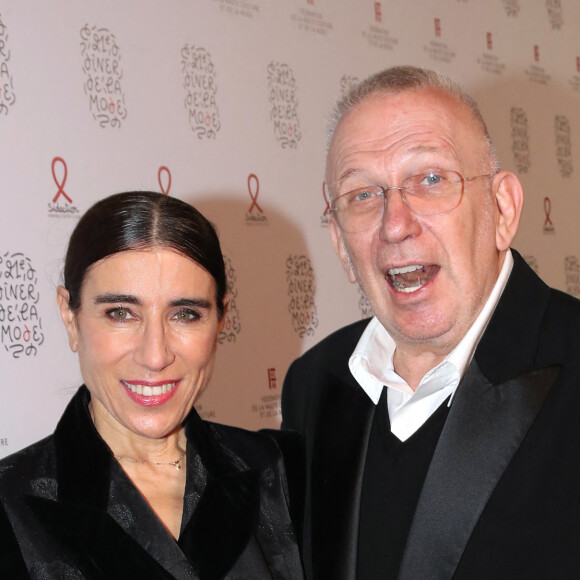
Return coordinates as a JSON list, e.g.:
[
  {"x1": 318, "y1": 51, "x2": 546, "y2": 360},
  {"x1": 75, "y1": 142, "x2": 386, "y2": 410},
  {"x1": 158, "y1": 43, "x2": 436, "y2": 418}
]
[{"x1": 1, "y1": 0, "x2": 579, "y2": 458}]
